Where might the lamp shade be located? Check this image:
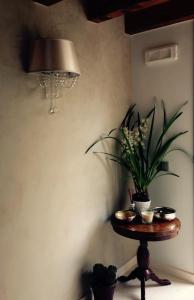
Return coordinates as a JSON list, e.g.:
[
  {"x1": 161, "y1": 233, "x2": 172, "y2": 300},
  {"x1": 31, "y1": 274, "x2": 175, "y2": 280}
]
[{"x1": 28, "y1": 39, "x2": 80, "y2": 76}]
